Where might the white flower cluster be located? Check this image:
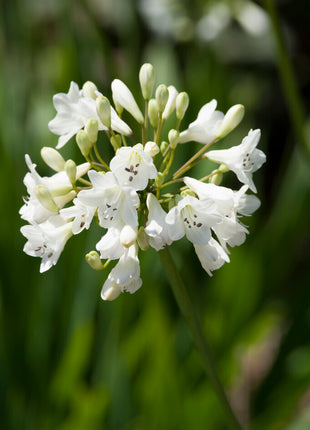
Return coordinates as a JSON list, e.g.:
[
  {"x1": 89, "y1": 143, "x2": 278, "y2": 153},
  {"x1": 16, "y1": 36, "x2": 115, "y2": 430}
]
[{"x1": 20, "y1": 63, "x2": 266, "y2": 300}]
